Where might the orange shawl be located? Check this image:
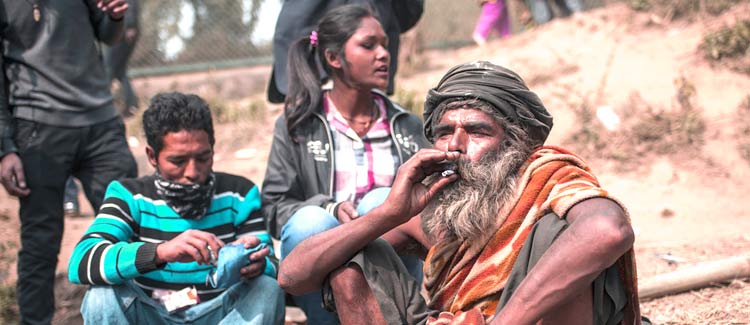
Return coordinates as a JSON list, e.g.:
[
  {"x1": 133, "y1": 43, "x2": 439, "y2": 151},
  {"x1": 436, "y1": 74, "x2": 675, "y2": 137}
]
[{"x1": 423, "y1": 146, "x2": 640, "y2": 324}]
